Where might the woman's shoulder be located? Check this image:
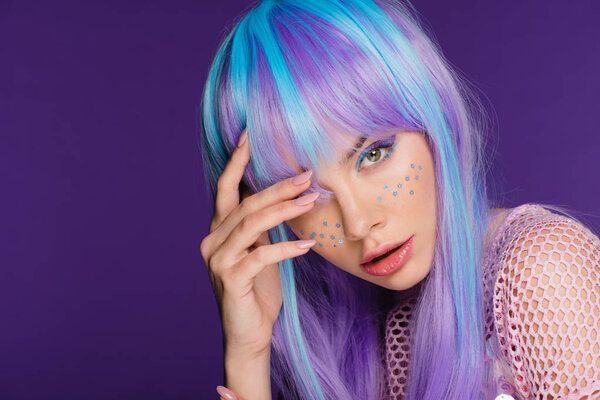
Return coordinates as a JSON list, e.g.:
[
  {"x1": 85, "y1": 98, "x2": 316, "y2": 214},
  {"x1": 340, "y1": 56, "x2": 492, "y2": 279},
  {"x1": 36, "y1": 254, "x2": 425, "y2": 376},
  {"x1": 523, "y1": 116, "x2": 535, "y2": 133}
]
[
  {"x1": 485, "y1": 203, "x2": 599, "y2": 259},
  {"x1": 491, "y1": 203, "x2": 600, "y2": 277},
  {"x1": 491, "y1": 202, "x2": 600, "y2": 323},
  {"x1": 484, "y1": 203, "x2": 557, "y2": 252},
  {"x1": 491, "y1": 203, "x2": 600, "y2": 399}
]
